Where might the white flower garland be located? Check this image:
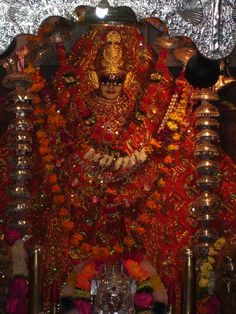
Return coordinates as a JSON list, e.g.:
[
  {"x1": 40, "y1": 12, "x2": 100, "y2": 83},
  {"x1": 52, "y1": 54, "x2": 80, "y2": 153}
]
[
  {"x1": 12, "y1": 239, "x2": 29, "y2": 277},
  {"x1": 198, "y1": 237, "x2": 226, "y2": 293}
]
